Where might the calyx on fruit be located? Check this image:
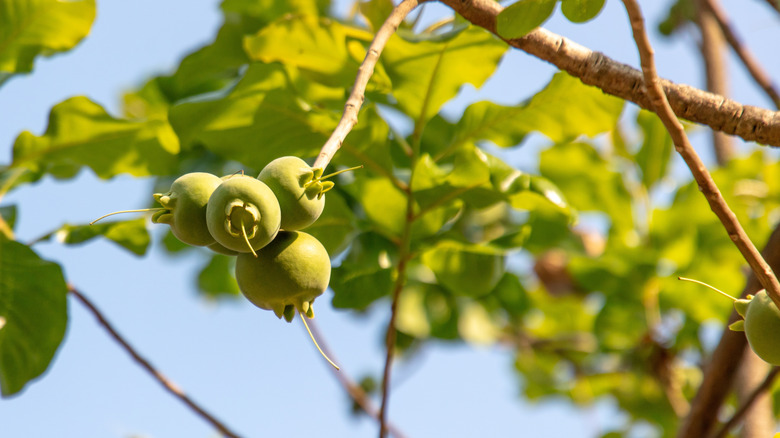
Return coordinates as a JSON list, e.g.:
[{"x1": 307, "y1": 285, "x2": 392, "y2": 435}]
[
  {"x1": 729, "y1": 290, "x2": 780, "y2": 365},
  {"x1": 206, "y1": 175, "x2": 281, "y2": 255},
  {"x1": 258, "y1": 156, "x2": 360, "y2": 231},
  {"x1": 235, "y1": 230, "x2": 337, "y2": 368},
  {"x1": 91, "y1": 172, "x2": 223, "y2": 247}
]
